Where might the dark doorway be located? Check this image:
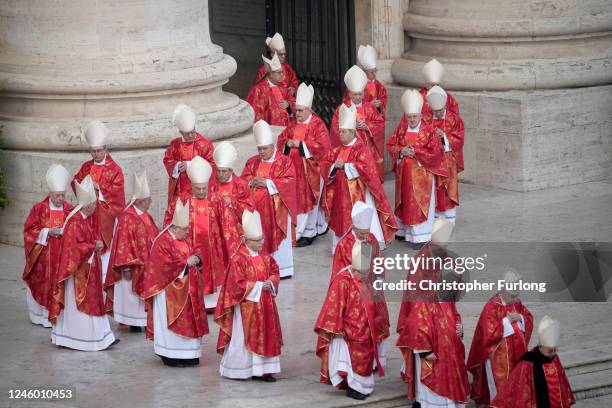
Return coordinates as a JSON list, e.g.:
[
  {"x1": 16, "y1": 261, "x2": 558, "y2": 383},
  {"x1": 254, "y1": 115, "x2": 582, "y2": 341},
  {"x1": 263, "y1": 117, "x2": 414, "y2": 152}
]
[
  {"x1": 266, "y1": 0, "x2": 356, "y2": 126},
  {"x1": 210, "y1": 0, "x2": 356, "y2": 126}
]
